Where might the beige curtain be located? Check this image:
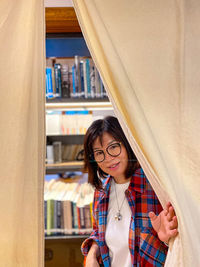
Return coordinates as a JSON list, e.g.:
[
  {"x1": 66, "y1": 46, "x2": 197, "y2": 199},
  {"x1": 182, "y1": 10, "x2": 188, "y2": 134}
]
[
  {"x1": 73, "y1": 0, "x2": 200, "y2": 266},
  {"x1": 0, "y1": 0, "x2": 45, "y2": 266}
]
